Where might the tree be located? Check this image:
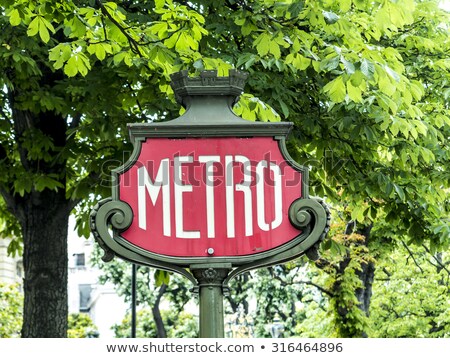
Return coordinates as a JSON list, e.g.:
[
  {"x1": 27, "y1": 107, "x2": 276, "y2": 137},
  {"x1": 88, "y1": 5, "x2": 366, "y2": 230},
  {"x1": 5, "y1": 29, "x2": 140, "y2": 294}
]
[
  {"x1": 369, "y1": 245, "x2": 450, "y2": 337},
  {"x1": 0, "y1": 283, "x2": 23, "y2": 337},
  {"x1": 91, "y1": 245, "x2": 194, "y2": 338},
  {"x1": 290, "y1": 238, "x2": 450, "y2": 337},
  {"x1": 67, "y1": 313, "x2": 99, "y2": 338},
  {"x1": 249, "y1": 265, "x2": 326, "y2": 337},
  {"x1": 0, "y1": 0, "x2": 448, "y2": 337},
  {"x1": 113, "y1": 309, "x2": 198, "y2": 338}
]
